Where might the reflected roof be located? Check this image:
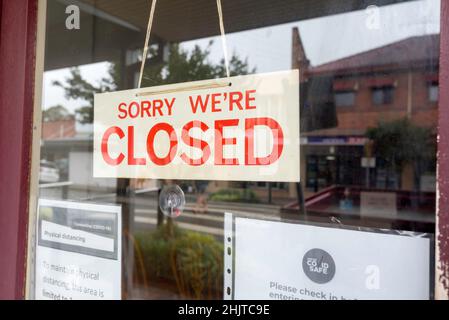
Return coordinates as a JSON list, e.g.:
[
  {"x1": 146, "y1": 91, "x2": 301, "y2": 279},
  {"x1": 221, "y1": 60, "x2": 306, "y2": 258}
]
[{"x1": 310, "y1": 34, "x2": 440, "y2": 75}]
